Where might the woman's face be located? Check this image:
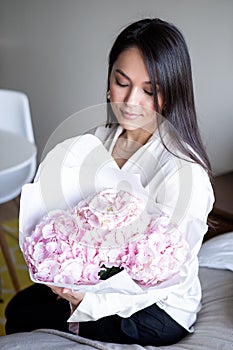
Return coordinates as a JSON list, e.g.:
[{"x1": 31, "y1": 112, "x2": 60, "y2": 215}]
[{"x1": 109, "y1": 46, "x2": 163, "y2": 132}]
